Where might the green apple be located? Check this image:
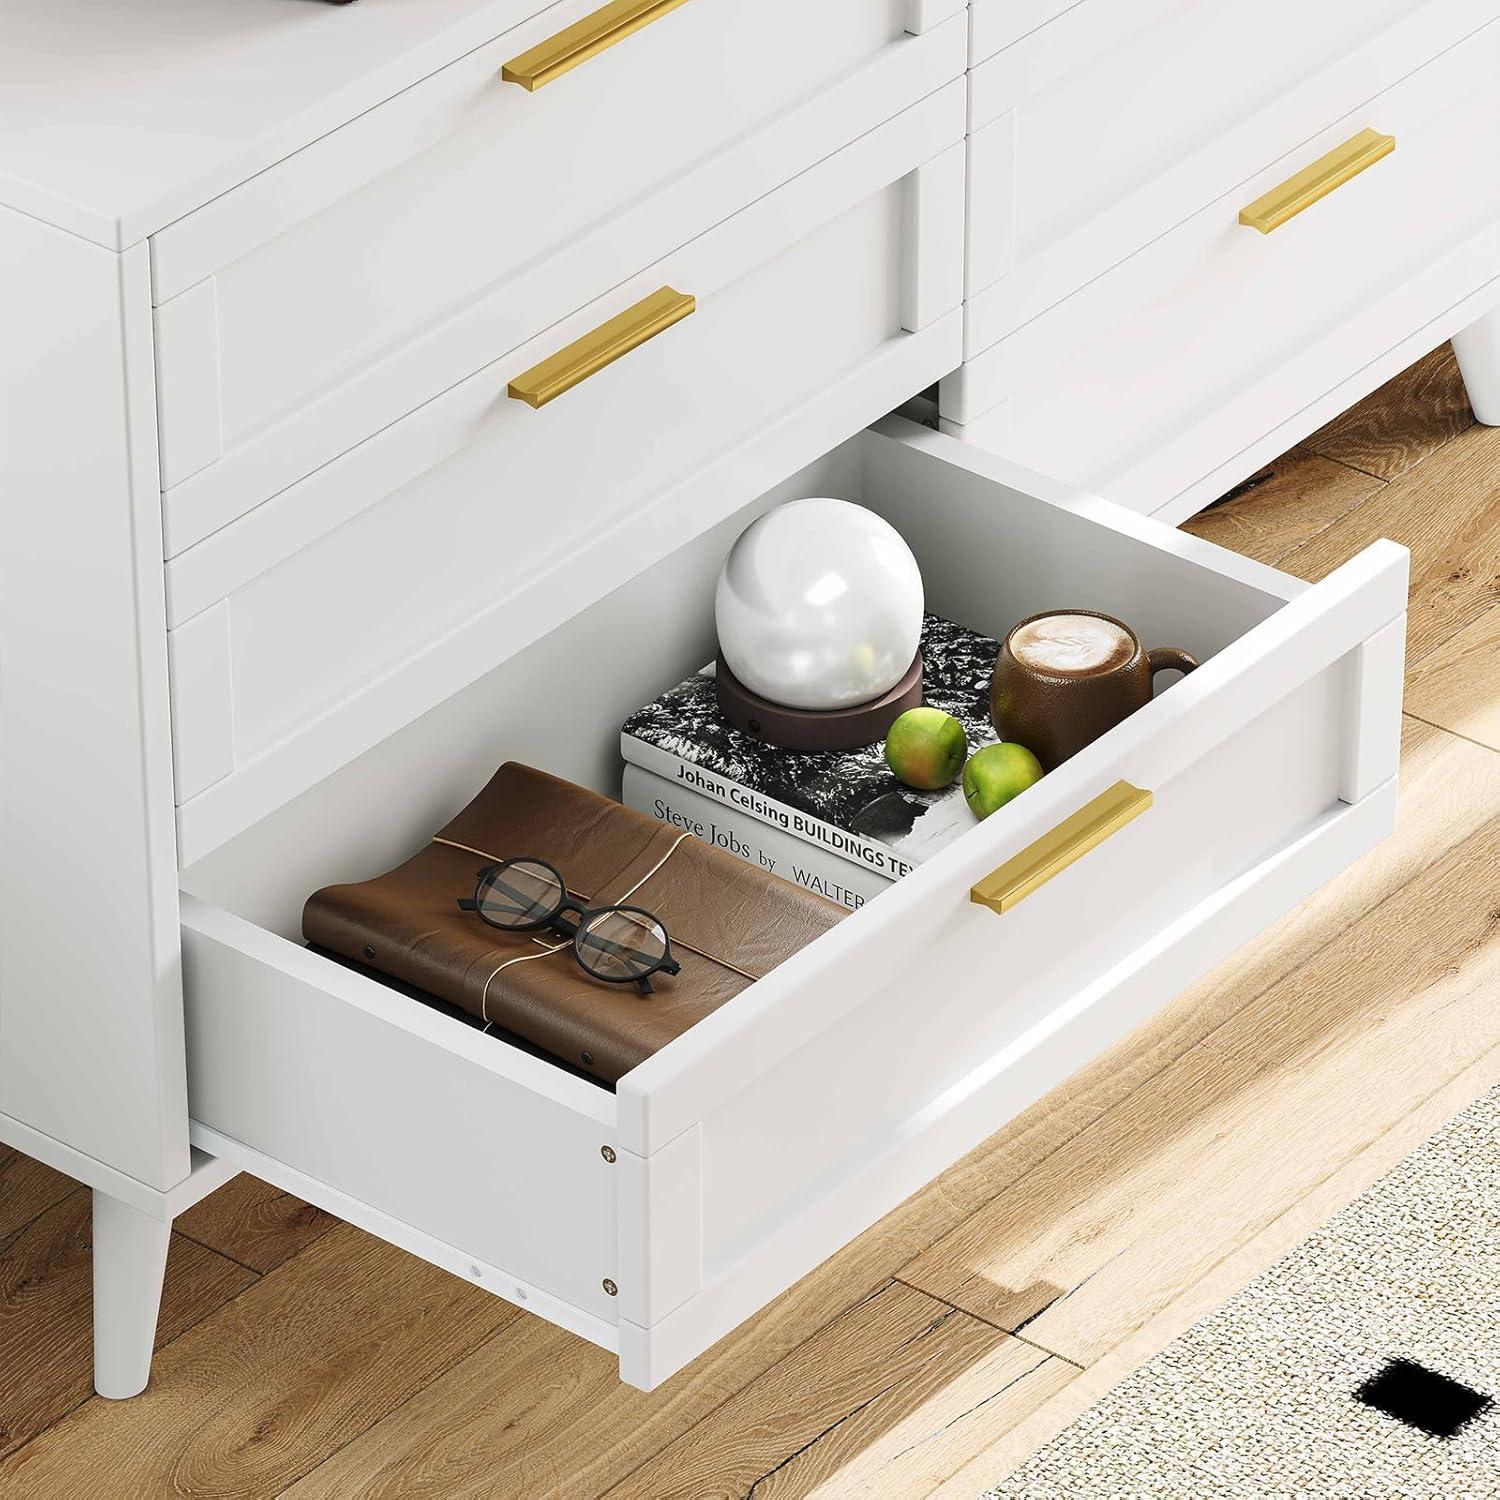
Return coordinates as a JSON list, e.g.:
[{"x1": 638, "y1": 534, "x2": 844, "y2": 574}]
[
  {"x1": 963, "y1": 742, "x2": 1044, "y2": 819},
  {"x1": 884, "y1": 707, "x2": 968, "y2": 790}
]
